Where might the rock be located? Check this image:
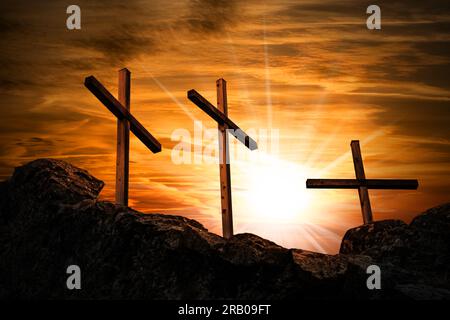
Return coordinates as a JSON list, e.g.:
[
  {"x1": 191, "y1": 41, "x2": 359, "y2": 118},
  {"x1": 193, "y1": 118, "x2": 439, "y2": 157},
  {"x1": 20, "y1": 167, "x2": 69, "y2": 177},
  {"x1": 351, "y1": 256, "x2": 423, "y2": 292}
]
[
  {"x1": 0, "y1": 158, "x2": 449, "y2": 299},
  {"x1": 394, "y1": 284, "x2": 450, "y2": 300},
  {"x1": 409, "y1": 203, "x2": 450, "y2": 273},
  {"x1": 340, "y1": 220, "x2": 410, "y2": 264},
  {"x1": 340, "y1": 204, "x2": 450, "y2": 298}
]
